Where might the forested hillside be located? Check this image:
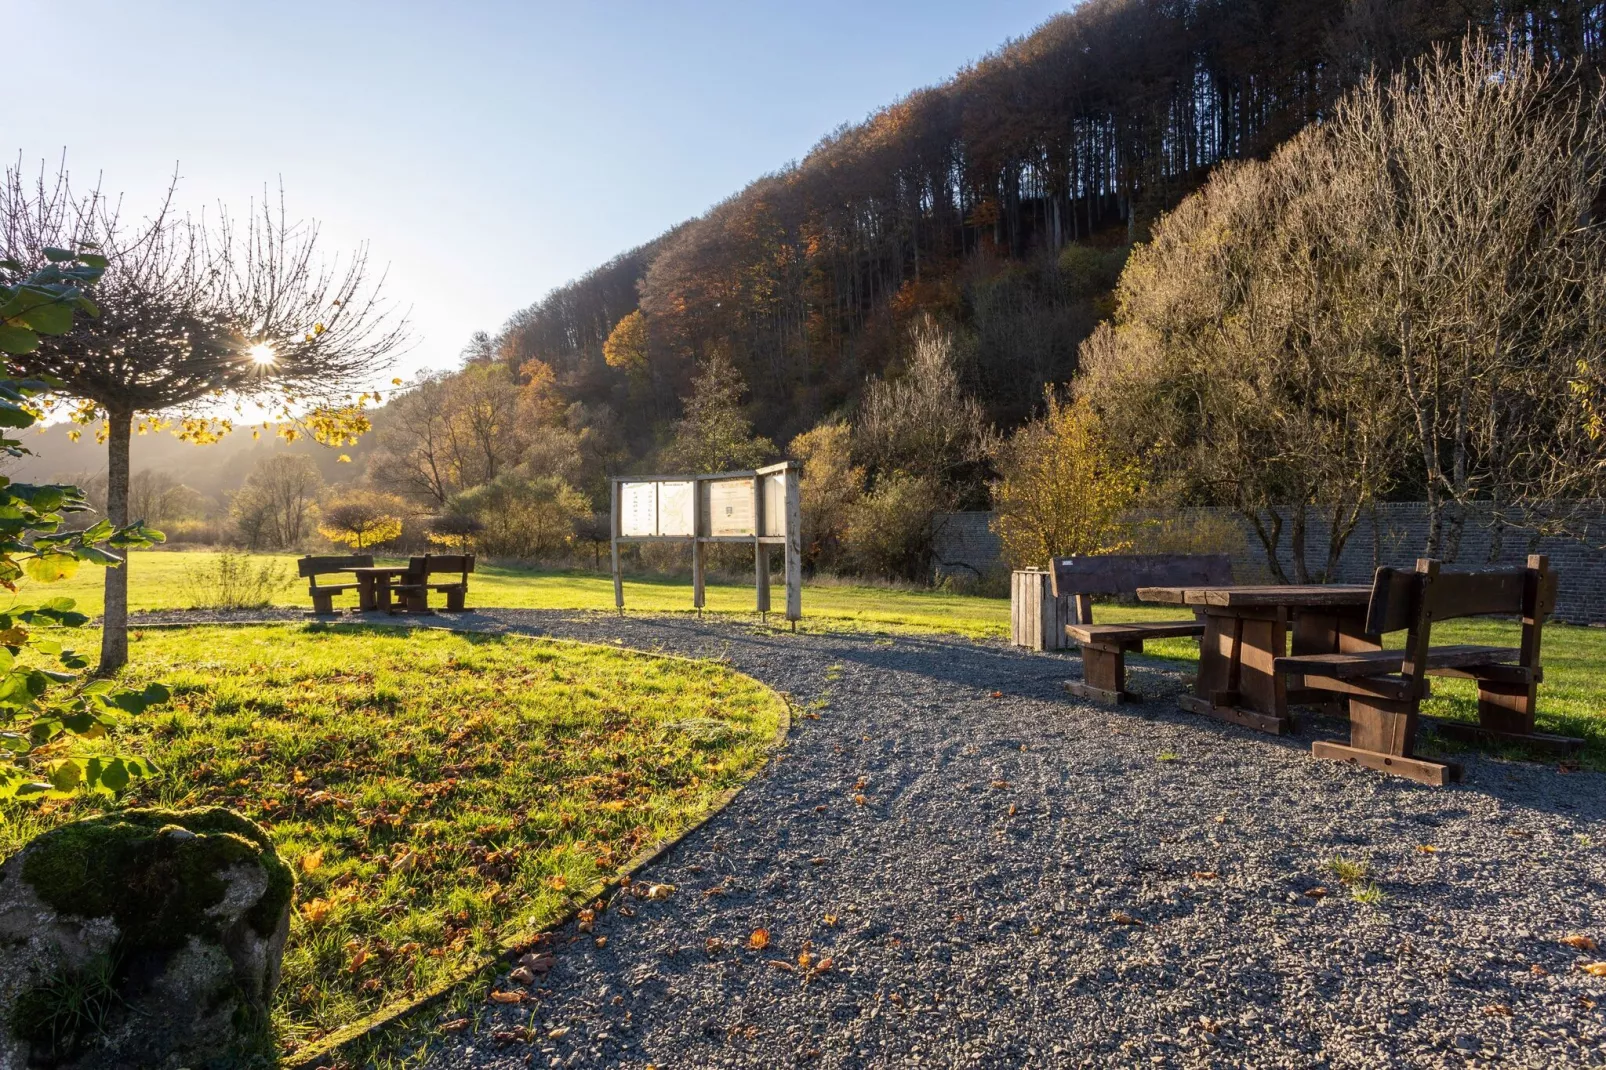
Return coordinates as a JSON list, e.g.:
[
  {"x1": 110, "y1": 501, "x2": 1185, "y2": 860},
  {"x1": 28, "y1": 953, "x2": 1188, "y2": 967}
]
[{"x1": 489, "y1": 0, "x2": 1605, "y2": 458}]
